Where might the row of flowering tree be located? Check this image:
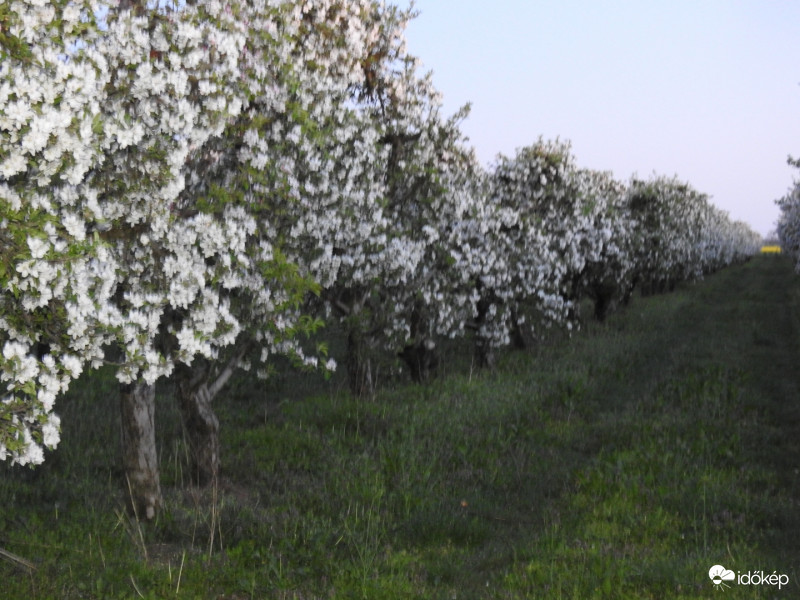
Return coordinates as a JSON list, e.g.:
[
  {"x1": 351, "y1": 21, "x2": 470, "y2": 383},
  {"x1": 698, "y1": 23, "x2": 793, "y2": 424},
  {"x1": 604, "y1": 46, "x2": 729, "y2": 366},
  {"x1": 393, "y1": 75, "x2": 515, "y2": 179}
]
[
  {"x1": 777, "y1": 157, "x2": 800, "y2": 269},
  {"x1": 1, "y1": 0, "x2": 761, "y2": 518}
]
